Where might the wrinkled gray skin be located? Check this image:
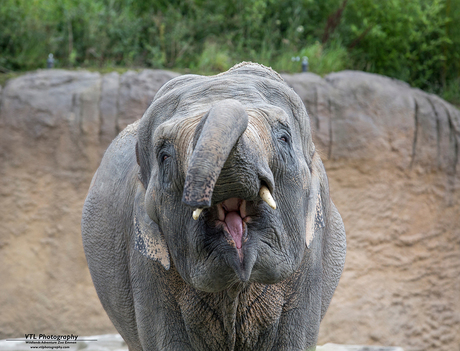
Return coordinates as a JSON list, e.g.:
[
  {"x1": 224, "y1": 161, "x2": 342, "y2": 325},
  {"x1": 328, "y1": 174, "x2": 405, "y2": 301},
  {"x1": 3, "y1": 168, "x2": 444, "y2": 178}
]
[{"x1": 82, "y1": 63, "x2": 346, "y2": 351}]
